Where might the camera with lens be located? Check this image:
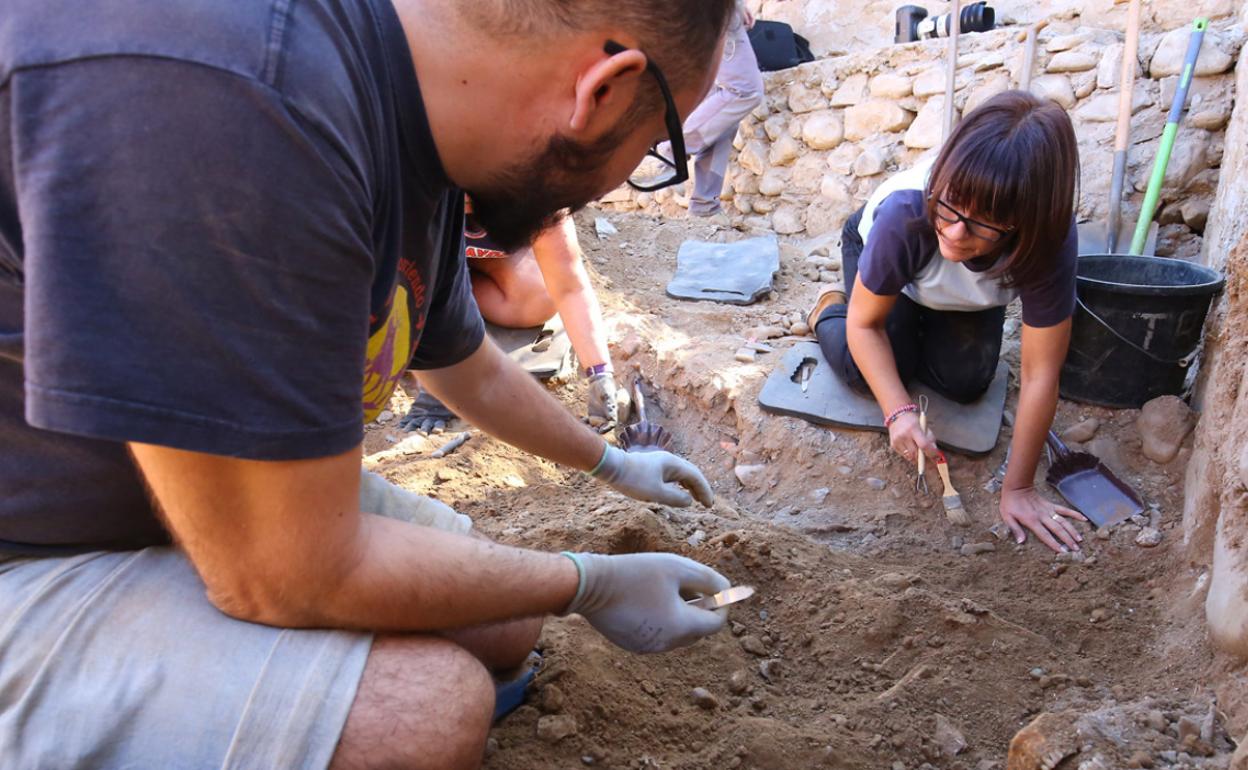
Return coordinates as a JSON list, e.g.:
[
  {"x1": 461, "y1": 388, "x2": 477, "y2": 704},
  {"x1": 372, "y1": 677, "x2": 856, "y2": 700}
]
[{"x1": 895, "y1": 2, "x2": 996, "y2": 44}]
